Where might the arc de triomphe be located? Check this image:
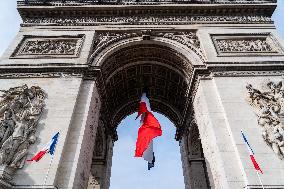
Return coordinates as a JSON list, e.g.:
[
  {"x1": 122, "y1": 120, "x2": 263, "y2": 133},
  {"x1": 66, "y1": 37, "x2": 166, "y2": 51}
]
[{"x1": 0, "y1": 0, "x2": 284, "y2": 188}]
